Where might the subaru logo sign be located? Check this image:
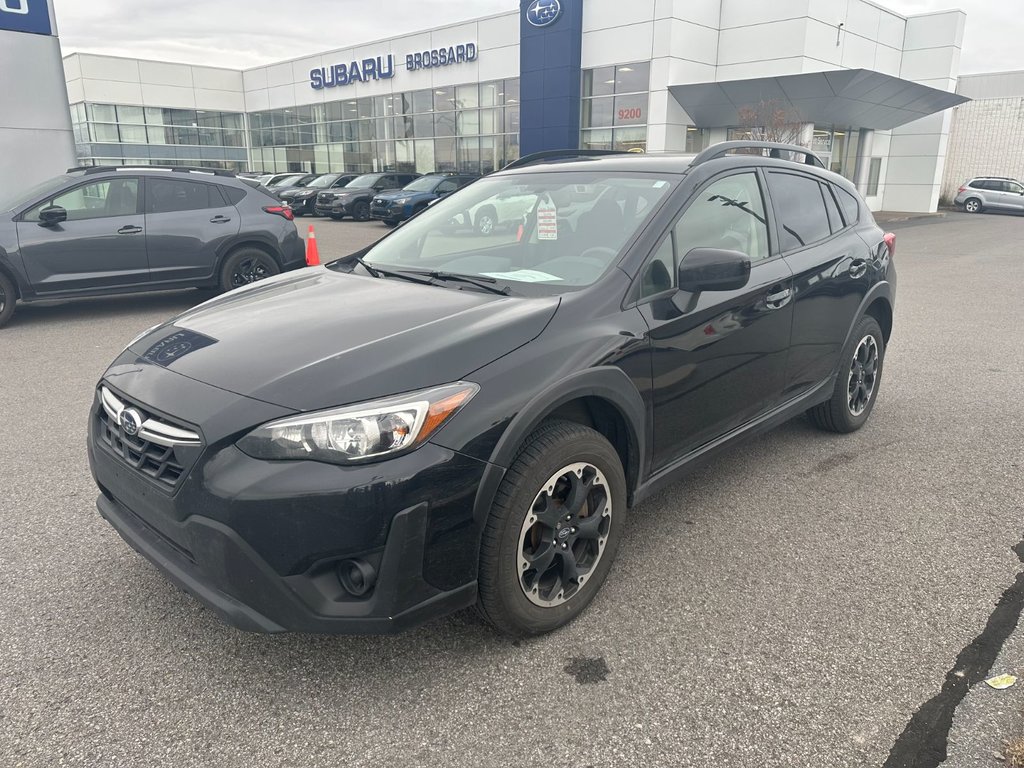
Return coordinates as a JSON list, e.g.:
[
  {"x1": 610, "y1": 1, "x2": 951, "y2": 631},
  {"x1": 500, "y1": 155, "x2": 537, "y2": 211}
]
[
  {"x1": 526, "y1": 0, "x2": 562, "y2": 28},
  {"x1": 120, "y1": 408, "x2": 143, "y2": 438}
]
